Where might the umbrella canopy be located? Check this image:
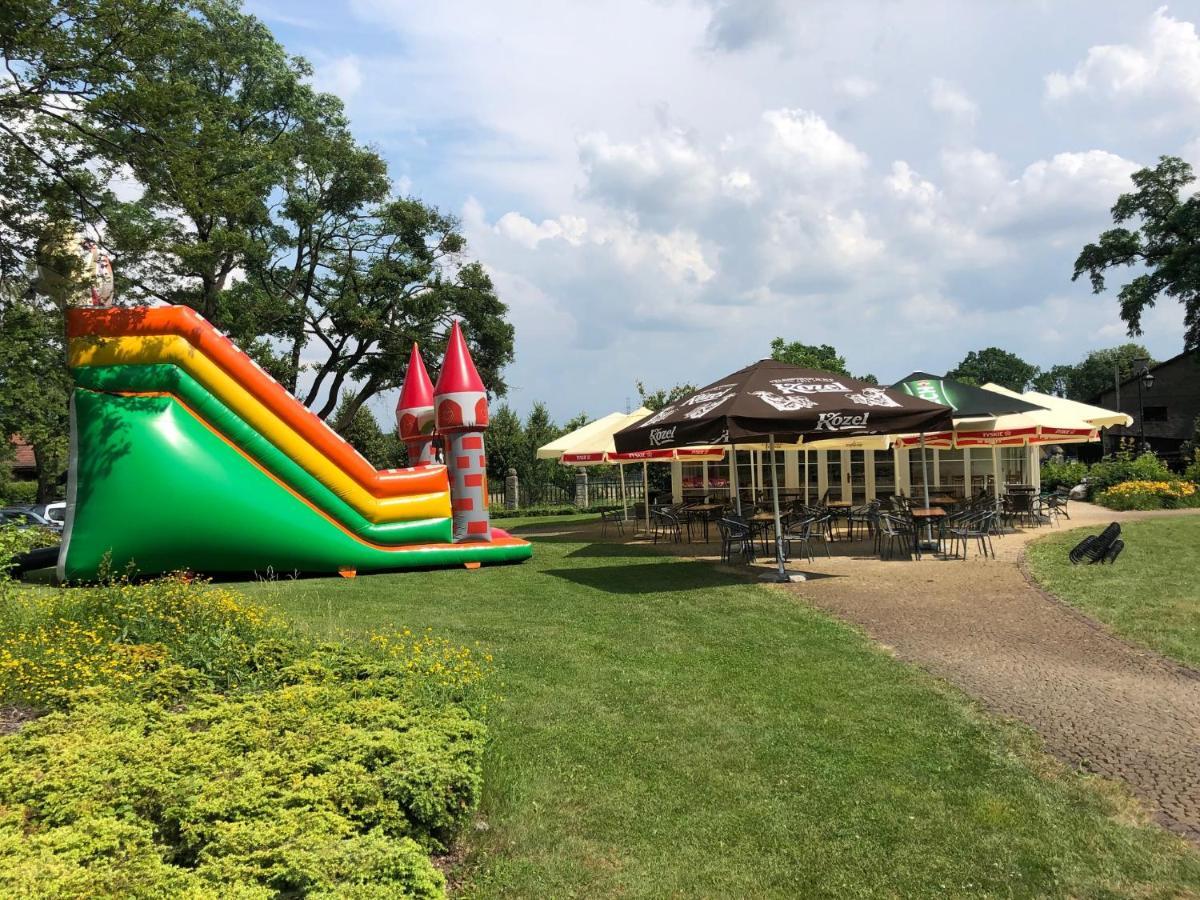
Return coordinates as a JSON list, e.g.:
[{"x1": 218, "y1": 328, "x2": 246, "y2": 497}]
[
  {"x1": 981, "y1": 383, "x2": 1133, "y2": 429},
  {"x1": 892, "y1": 372, "x2": 1046, "y2": 419},
  {"x1": 614, "y1": 360, "x2": 953, "y2": 452},
  {"x1": 891, "y1": 381, "x2": 1098, "y2": 449},
  {"x1": 537, "y1": 408, "x2": 652, "y2": 463},
  {"x1": 537, "y1": 407, "x2": 725, "y2": 465}
]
